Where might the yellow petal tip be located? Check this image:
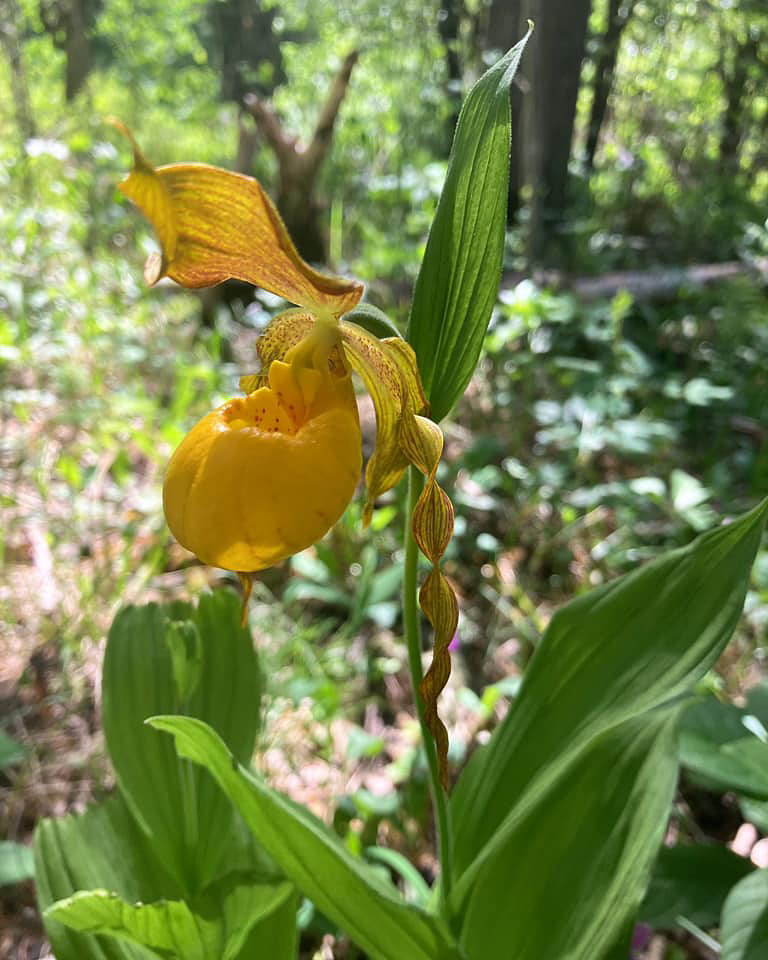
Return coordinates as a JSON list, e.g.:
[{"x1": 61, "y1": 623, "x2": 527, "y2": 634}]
[{"x1": 106, "y1": 116, "x2": 153, "y2": 172}]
